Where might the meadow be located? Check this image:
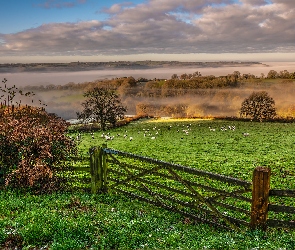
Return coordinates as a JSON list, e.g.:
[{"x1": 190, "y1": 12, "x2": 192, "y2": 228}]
[
  {"x1": 1, "y1": 118, "x2": 295, "y2": 249},
  {"x1": 75, "y1": 118, "x2": 295, "y2": 190}
]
